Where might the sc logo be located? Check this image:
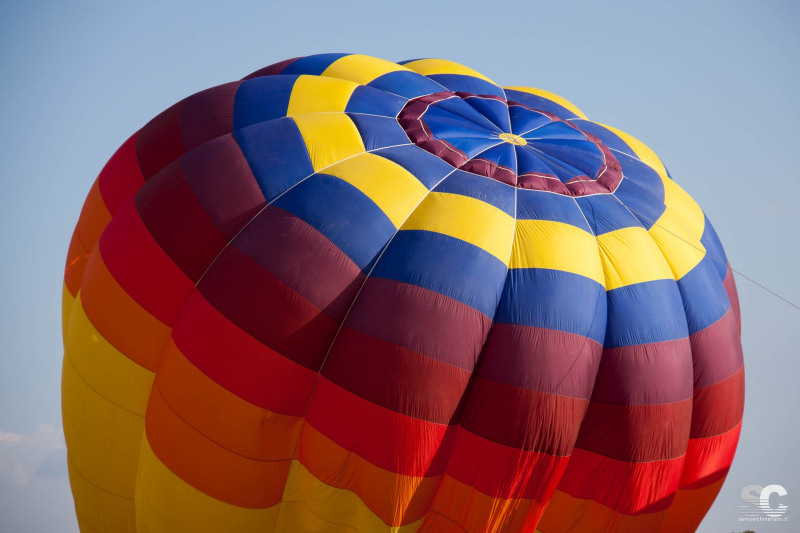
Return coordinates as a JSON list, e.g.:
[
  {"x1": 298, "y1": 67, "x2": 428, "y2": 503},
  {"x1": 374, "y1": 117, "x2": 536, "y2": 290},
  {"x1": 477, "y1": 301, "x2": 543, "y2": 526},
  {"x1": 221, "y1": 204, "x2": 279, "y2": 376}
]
[{"x1": 740, "y1": 484, "x2": 788, "y2": 518}]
